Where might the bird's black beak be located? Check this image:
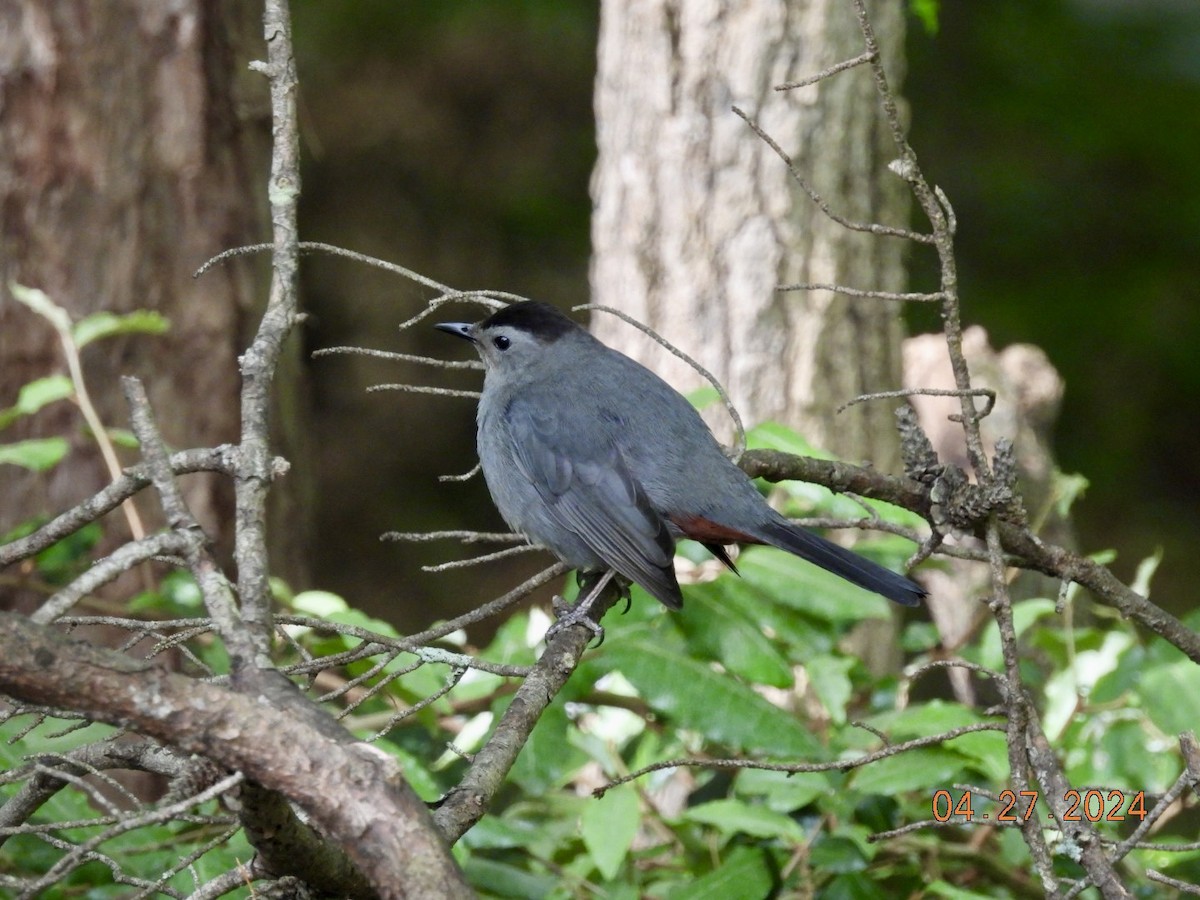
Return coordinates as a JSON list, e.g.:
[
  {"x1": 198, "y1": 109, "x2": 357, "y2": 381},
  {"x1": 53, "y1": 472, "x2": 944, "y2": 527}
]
[{"x1": 434, "y1": 322, "x2": 475, "y2": 343}]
